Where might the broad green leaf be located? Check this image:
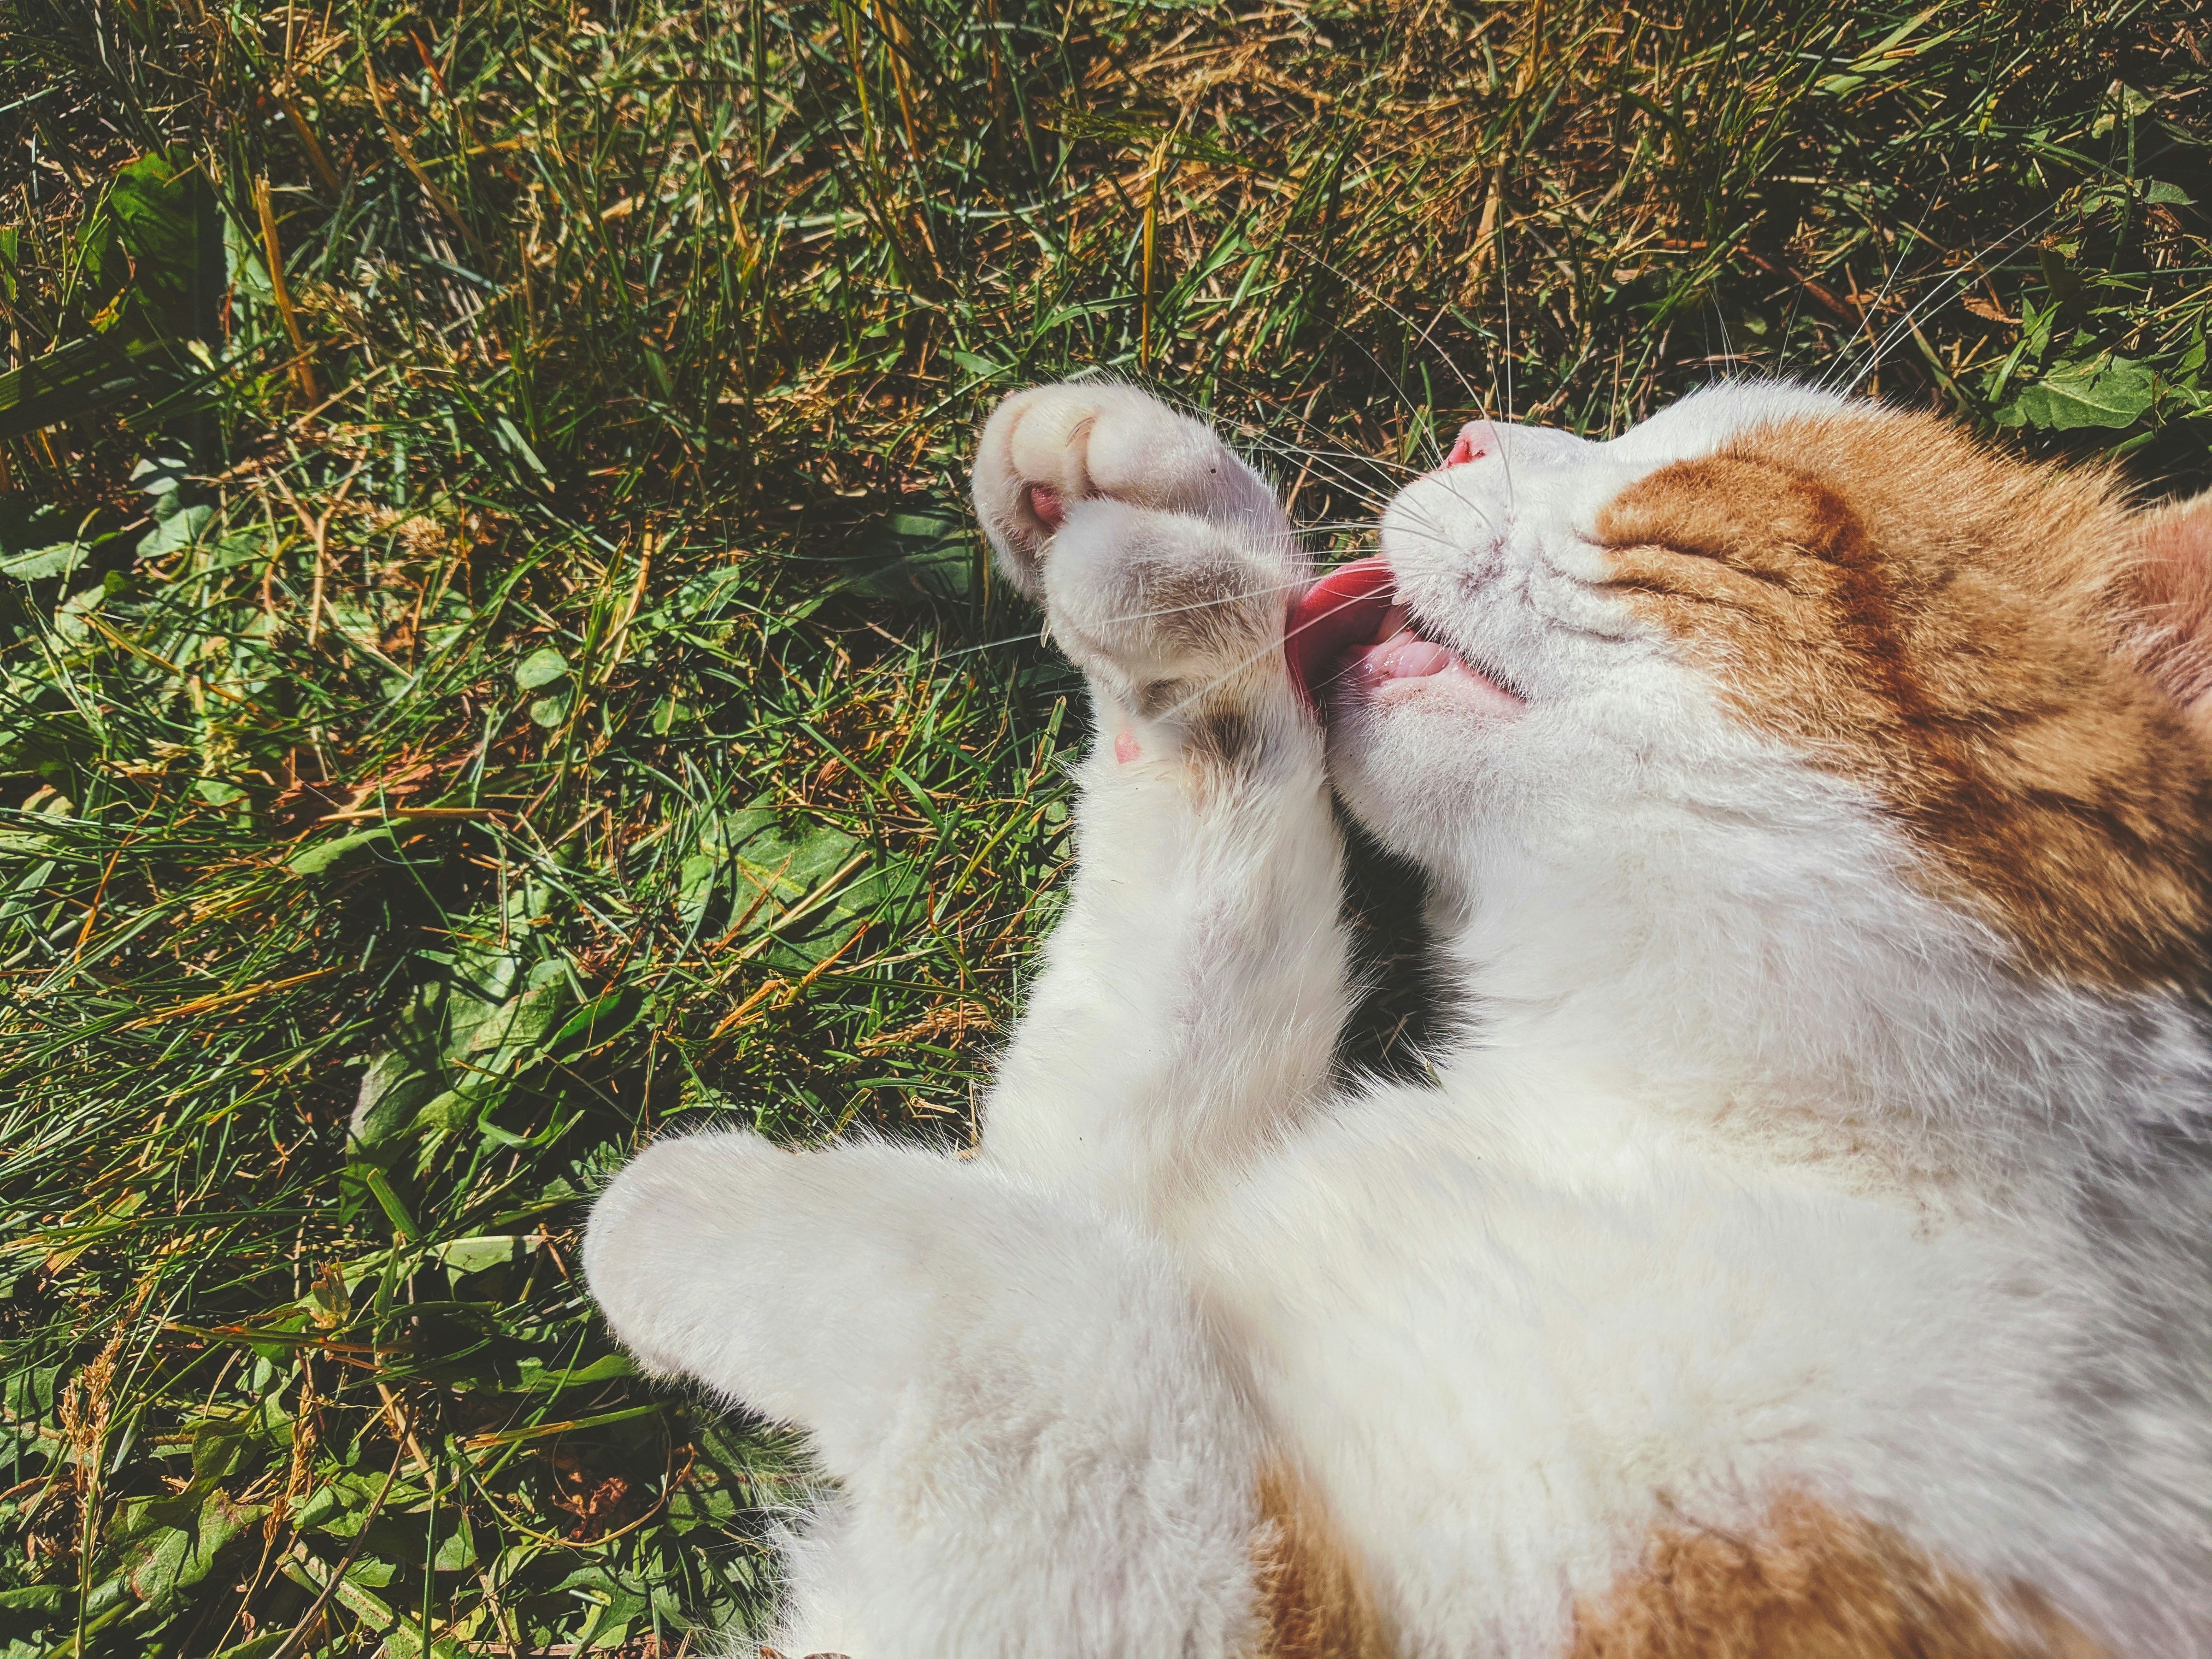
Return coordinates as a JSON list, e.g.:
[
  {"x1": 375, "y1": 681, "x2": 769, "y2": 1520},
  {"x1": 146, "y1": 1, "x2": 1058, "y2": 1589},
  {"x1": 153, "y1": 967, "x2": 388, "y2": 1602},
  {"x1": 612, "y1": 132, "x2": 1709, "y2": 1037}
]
[
  {"x1": 0, "y1": 543, "x2": 87, "y2": 580},
  {"x1": 132, "y1": 451, "x2": 189, "y2": 498},
  {"x1": 350, "y1": 979, "x2": 450, "y2": 1142},
  {"x1": 117, "y1": 1487, "x2": 267, "y2": 1608},
  {"x1": 289, "y1": 825, "x2": 397, "y2": 876},
  {"x1": 350, "y1": 887, "x2": 578, "y2": 1149},
  {"x1": 515, "y1": 645, "x2": 570, "y2": 689},
  {"x1": 456, "y1": 979, "x2": 574, "y2": 1078},
  {"x1": 2, "y1": 1364, "x2": 61, "y2": 1420},
  {"x1": 842, "y1": 511, "x2": 975, "y2": 604},
  {"x1": 189, "y1": 1417, "x2": 258, "y2": 1482},
  {"x1": 433, "y1": 1511, "x2": 479, "y2": 1572},
  {"x1": 945, "y1": 348, "x2": 1008, "y2": 382},
  {"x1": 411, "y1": 1088, "x2": 479, "y2": 1134},
  {"x1": 729, "y1": 814, "x2": 854, "y2": 899},
  {"x1": 683, "y1": 809, "x2": 922, "y2": 969},
  {"x1": 53, "y1": 584, "x2": 103, "y2": 643},
  {"x1": 0, "y1": 153, "x2": 222, "y2": 441},
  {"x1": 138, "y1": 501, "x2": 213, "y2": 558},
  {"x1": 2010, "y1": 355, "x2": 2155, "y2": 430},
  {"x1": 546, "y1": 984, "x2": 649, "y2": 1057},
  {"x1": 102, "y1": 152, "x2": 212, "y2": 344},
  {"x1": 289, "y1": 1467, "x2": 395, "y2": 1536},
  {"x1": 122, "y1": 1529, "x2": 190, "y2": 1603},
  {"x1": 339, "y1": 1556, "x2": 396, "y2": 1589},
  {"x1": 530, "y1": 690, "x2": 573, "y2": 726},
  {"x1": 281, "y1": 1552, "x2": 395, "y2": 1629},
  {"x1": 433, "y1": 1234, "x2": 534, "y2": 1275},
  {"x1": 562, "y1": 1572, "x2": 649, "y2": 1652}
]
